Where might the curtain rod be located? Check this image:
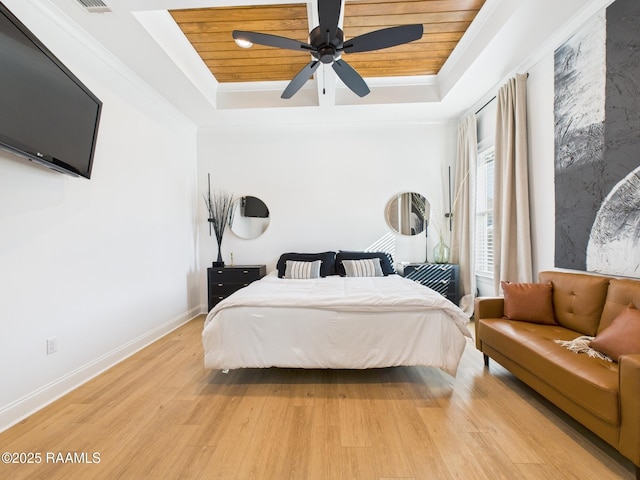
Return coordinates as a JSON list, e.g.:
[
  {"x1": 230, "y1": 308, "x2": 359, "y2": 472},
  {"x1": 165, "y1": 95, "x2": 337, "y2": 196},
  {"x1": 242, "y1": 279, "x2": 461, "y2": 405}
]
[
  {"x1": 475, "y1": 73, "x2": 529, "y2": 115},
  {"x1": 475, "y1": 96, "x2": 496, "y2": 115}
]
